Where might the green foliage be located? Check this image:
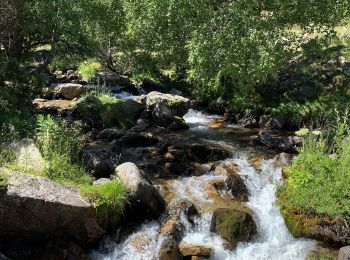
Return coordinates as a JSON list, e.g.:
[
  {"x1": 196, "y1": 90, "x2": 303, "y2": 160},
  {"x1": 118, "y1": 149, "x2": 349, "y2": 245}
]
[
  {"x1": 44, "y1": 153, "x2": 92, "y2": 185},
  {"x1": 48, "y1": 55, "x2": 81, "y2": 72},
  {"x1": 35, "y1": 115, "x2": 91, "y2": 185},
  {"x1": 36, "y1": 115, "x2": 82, "y2": 160},
  {"x1": 279, "y1": 114, "x2": 350, "y2": 220},
  {"x1": 78, "y1": 60, "x2": 102, "y2": 81},
  {"x1": 0, "y1": 173, "x2": 9, "y2": 189},
  {"x1": 80, "y1": 179, "x2": 129, "y2": 225}
]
